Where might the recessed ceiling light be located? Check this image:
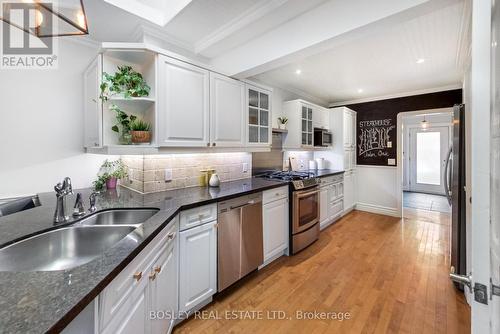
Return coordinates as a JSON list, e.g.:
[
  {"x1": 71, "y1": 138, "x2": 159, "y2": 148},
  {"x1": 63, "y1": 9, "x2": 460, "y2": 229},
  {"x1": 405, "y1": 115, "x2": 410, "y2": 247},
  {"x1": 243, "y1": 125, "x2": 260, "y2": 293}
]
[
  {"x1": 357, "y1": 88, "x2": 363, "y2": 93},
  {"x1": 295, "y1": 69, "x2": 302, "y2": 75},
  {"x1": 416, "y1": 58, "x2": 425, "y2": 64}
]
